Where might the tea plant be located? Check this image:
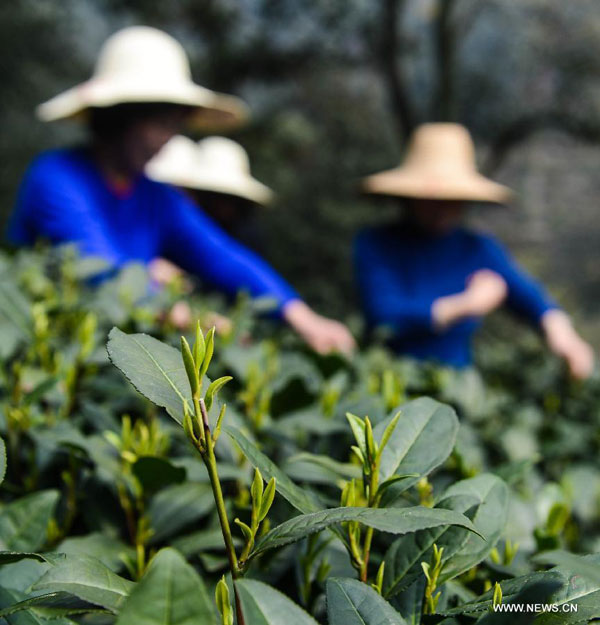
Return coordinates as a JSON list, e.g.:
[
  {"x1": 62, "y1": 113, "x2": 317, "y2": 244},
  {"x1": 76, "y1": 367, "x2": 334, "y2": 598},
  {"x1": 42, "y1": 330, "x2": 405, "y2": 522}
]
[{"x1": 0, "y1": 247, "x2": 598, "y2": 623}]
